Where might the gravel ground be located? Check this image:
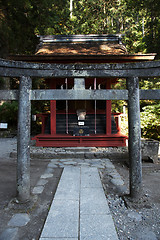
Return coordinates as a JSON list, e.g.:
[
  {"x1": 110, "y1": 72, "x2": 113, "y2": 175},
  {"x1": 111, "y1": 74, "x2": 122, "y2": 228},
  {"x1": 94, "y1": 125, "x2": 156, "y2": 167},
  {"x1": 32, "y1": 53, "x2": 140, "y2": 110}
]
[{"x1": 100, "y1": 159, "x2": 160, "y2": 240}]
